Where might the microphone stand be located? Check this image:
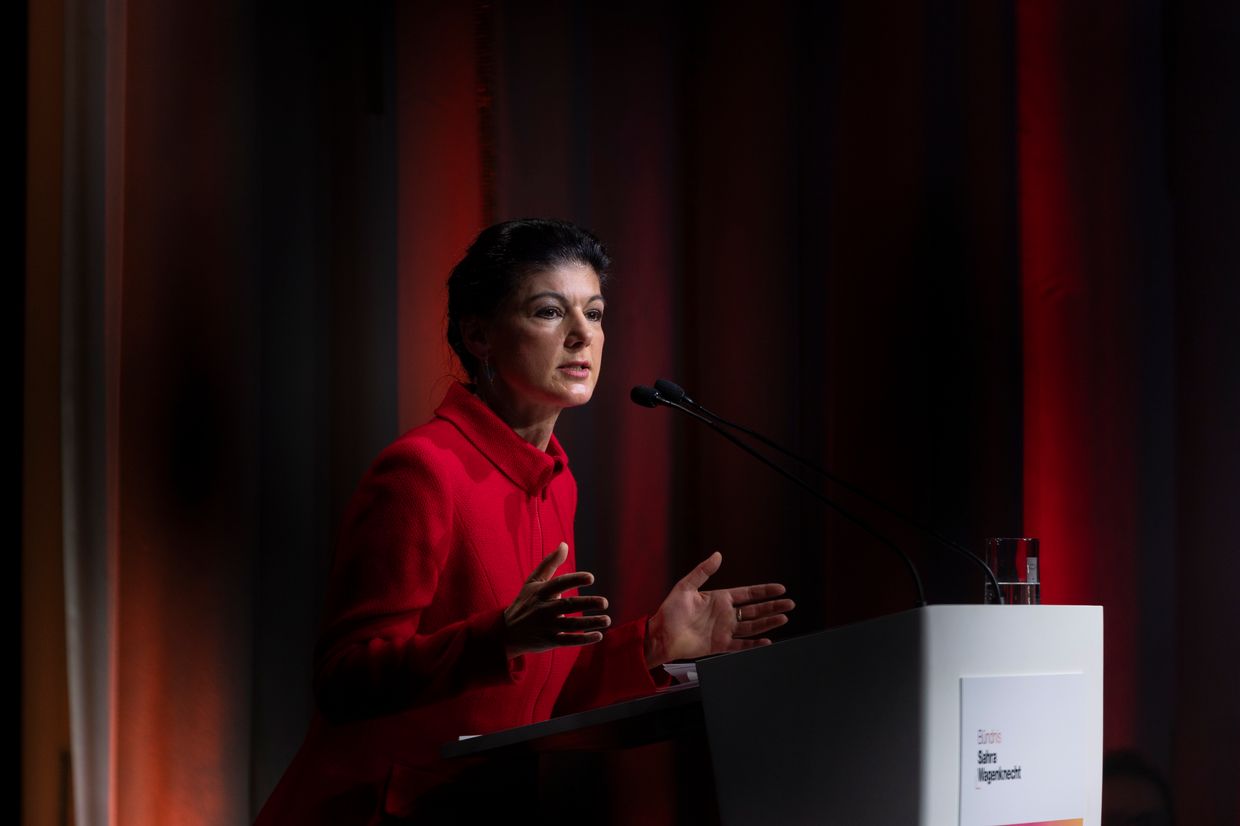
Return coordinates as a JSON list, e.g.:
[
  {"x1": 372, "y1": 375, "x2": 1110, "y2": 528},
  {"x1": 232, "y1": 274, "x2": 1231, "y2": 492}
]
[
  {"x1": 635, "y1": 387, "x2": 927, "y2": 607},
  {"x1": 650, "y1": 380, "x2": 1005, "y2": 604}
]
